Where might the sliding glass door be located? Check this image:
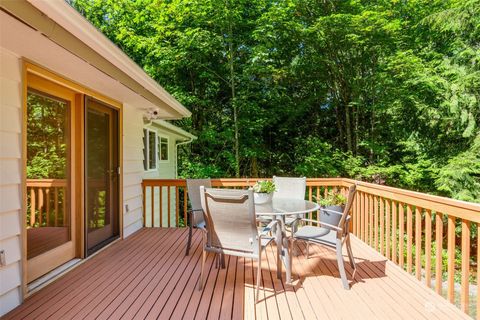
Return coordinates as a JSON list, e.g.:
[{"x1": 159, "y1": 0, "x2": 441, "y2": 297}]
[{"x1": 85, "y1": 98, "x2": 120, "y2": 255}]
